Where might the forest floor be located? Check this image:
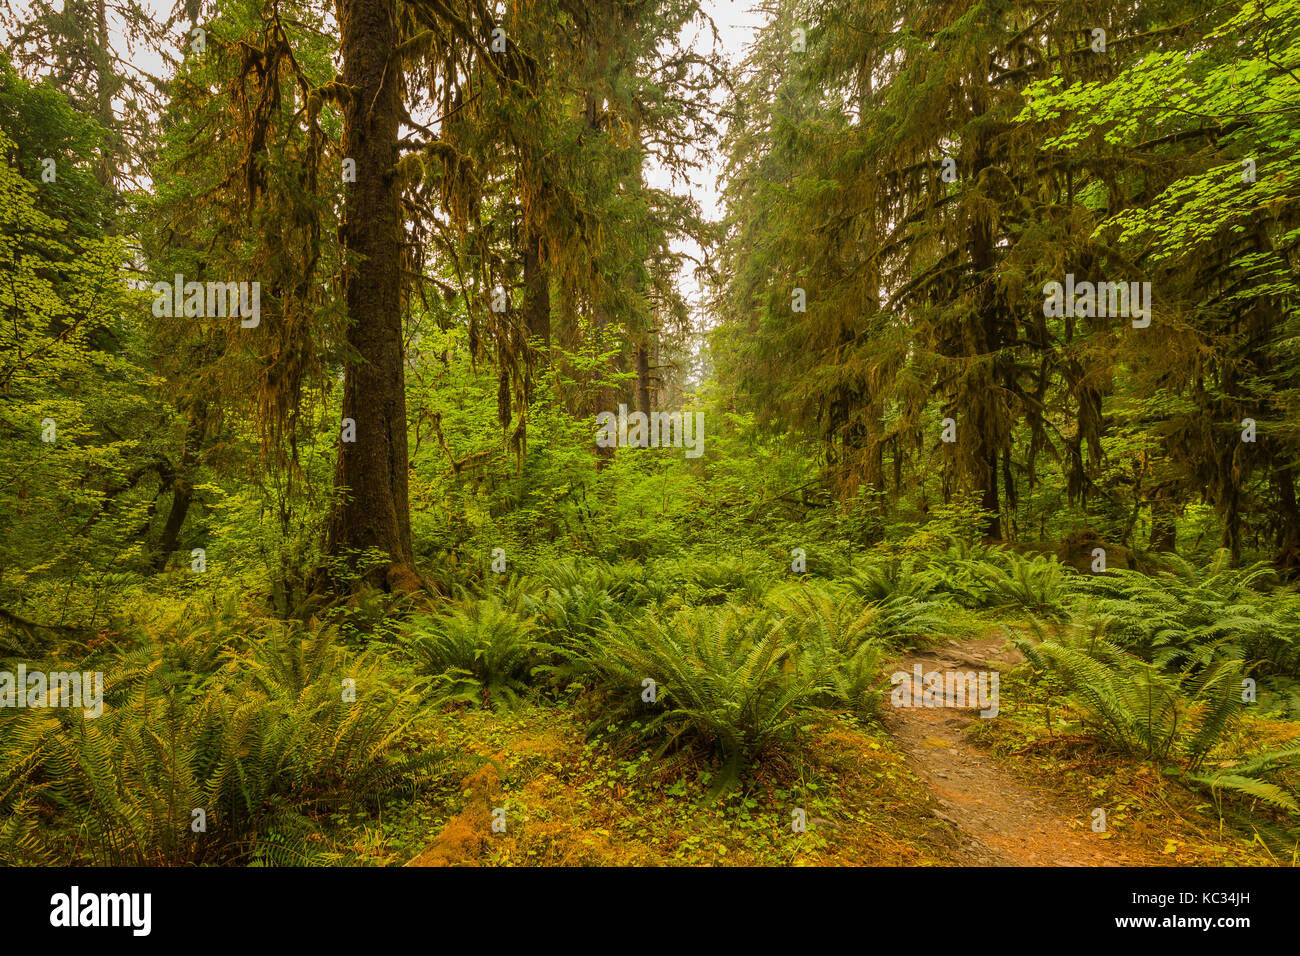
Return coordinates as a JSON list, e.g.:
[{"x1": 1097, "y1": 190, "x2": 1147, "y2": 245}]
[
  {"x1": 886, "y1": 632, "x2": 1165, "y2": 865},
  {"x1": 350, "y1": 625, "x2": 1291, "y2": 867}
]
